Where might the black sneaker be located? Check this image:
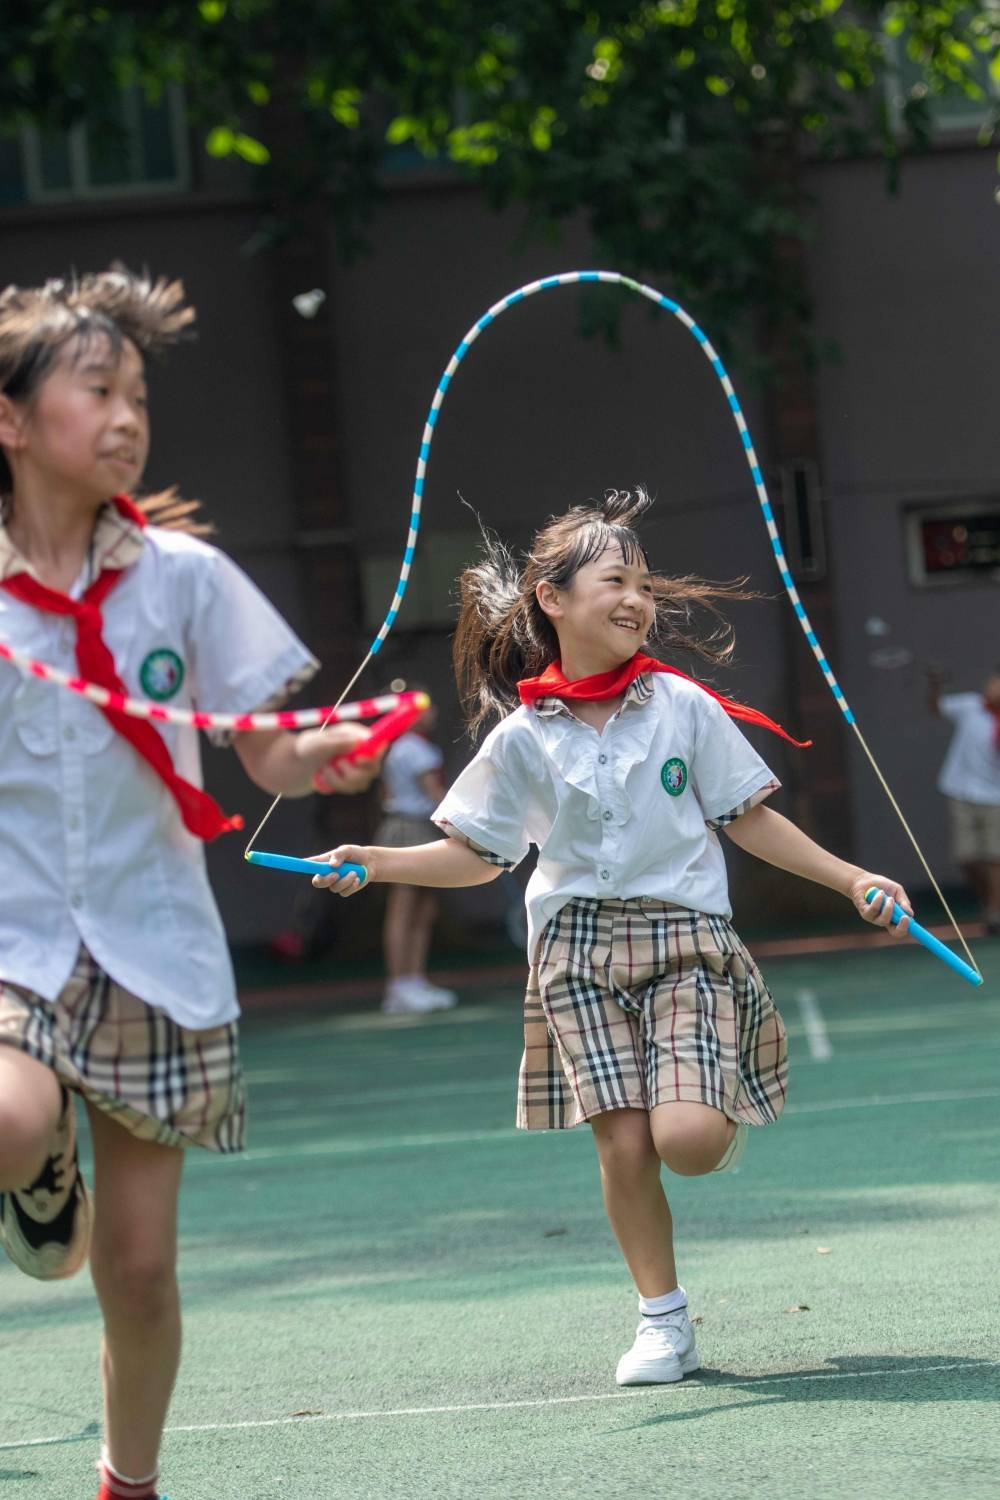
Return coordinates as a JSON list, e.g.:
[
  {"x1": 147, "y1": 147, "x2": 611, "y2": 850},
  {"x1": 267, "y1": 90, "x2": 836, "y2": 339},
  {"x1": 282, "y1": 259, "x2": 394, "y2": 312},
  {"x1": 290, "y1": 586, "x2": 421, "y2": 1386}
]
[{"x1": 0, "y1": 1088, "x2": 92, "y2": 1279}]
